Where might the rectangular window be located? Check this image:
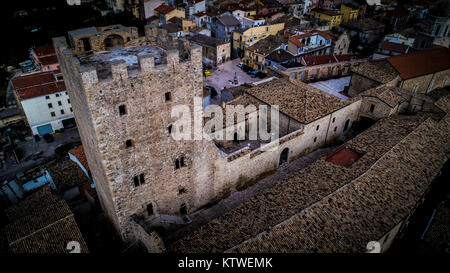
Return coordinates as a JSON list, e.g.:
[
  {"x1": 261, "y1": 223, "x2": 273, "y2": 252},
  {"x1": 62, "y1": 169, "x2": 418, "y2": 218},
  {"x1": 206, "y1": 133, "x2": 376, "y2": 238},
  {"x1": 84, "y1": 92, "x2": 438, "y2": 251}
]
[
  {"x1": 45, "y1": 95, "x2": 50, "y2": 99},
  {"x1": 314, "y1": 137, "x2": 317, "y2": 143},
  {"x1": 58, "y1": 101, "x2": 62, "y2": 106},
  {"x1": 119, "y1": 105, "x2": 126, "y2": 116},
  {"x1": 316, "y1": 125, "x2": 320, "y2": 131},
  {"x1": 147, "y1": 203, "x2": 153, "y2": 215},
  {"x1": 48, "y1": 103, "x2": 53, "y2": 108},
  {"x1": 370, "y1": 104, "x2": 375, "y2": 113},
  {"x1": 125, "y1": 139, "x2": 133, "y2": 148},
  {"x1": 165, "y1": 92, "x2": 171, "y2": 101},
  {"x1": 67, "y1": 99, "x2": 71, "y2": 104},
  {"x1": 134, "y1": 173, "x2": 145, "y2": 187},
  {"x1": 70, "y1": 107, "x2": 73, "y2": 112},
  {"x1": 56, "y1": 93, "x2": 60, "y2": 97},
  {"x1": 50, "y1": 112, "x2": 55, "y2": 117},
  {"x1": 60, "y1": 109, "x2": 65, "y2": 115}
]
